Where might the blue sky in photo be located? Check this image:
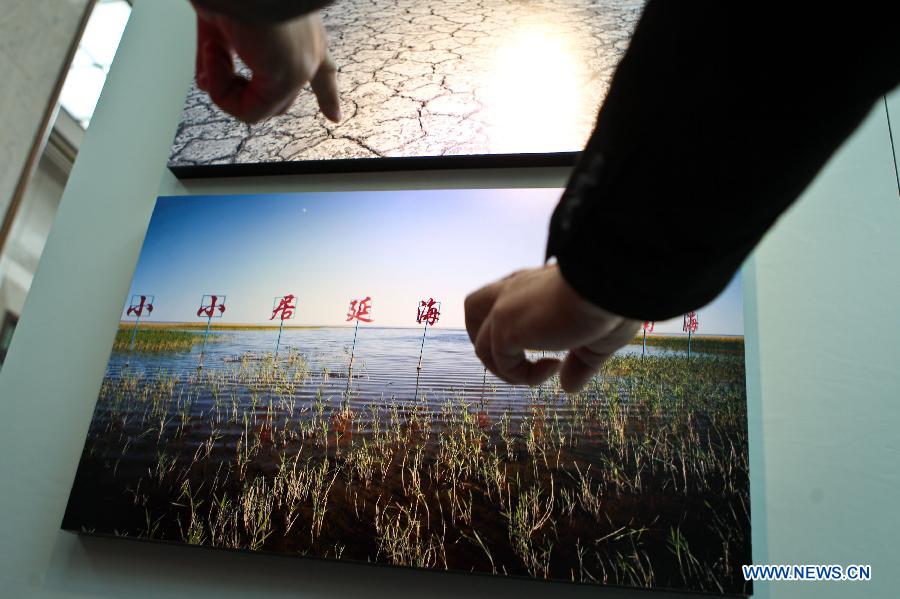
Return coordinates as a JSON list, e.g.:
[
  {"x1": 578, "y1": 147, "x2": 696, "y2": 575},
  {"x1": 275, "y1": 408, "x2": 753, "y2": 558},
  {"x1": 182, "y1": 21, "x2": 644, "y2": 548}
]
[{"x1": 124, "y1": 190, "x2": 744, "y2": 335}]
